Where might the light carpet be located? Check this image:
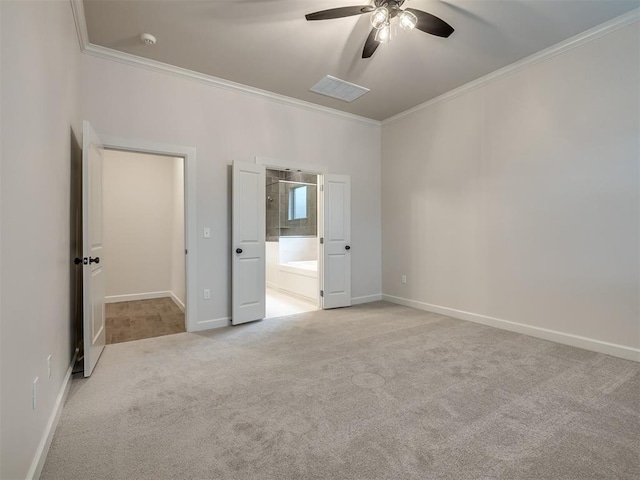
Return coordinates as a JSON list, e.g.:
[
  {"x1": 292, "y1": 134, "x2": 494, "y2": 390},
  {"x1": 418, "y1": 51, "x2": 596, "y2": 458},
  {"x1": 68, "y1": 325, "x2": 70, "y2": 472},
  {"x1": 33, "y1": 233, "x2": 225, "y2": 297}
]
[{"x1": 42, "y1": 302, "x2": 639, "y2": 479}]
